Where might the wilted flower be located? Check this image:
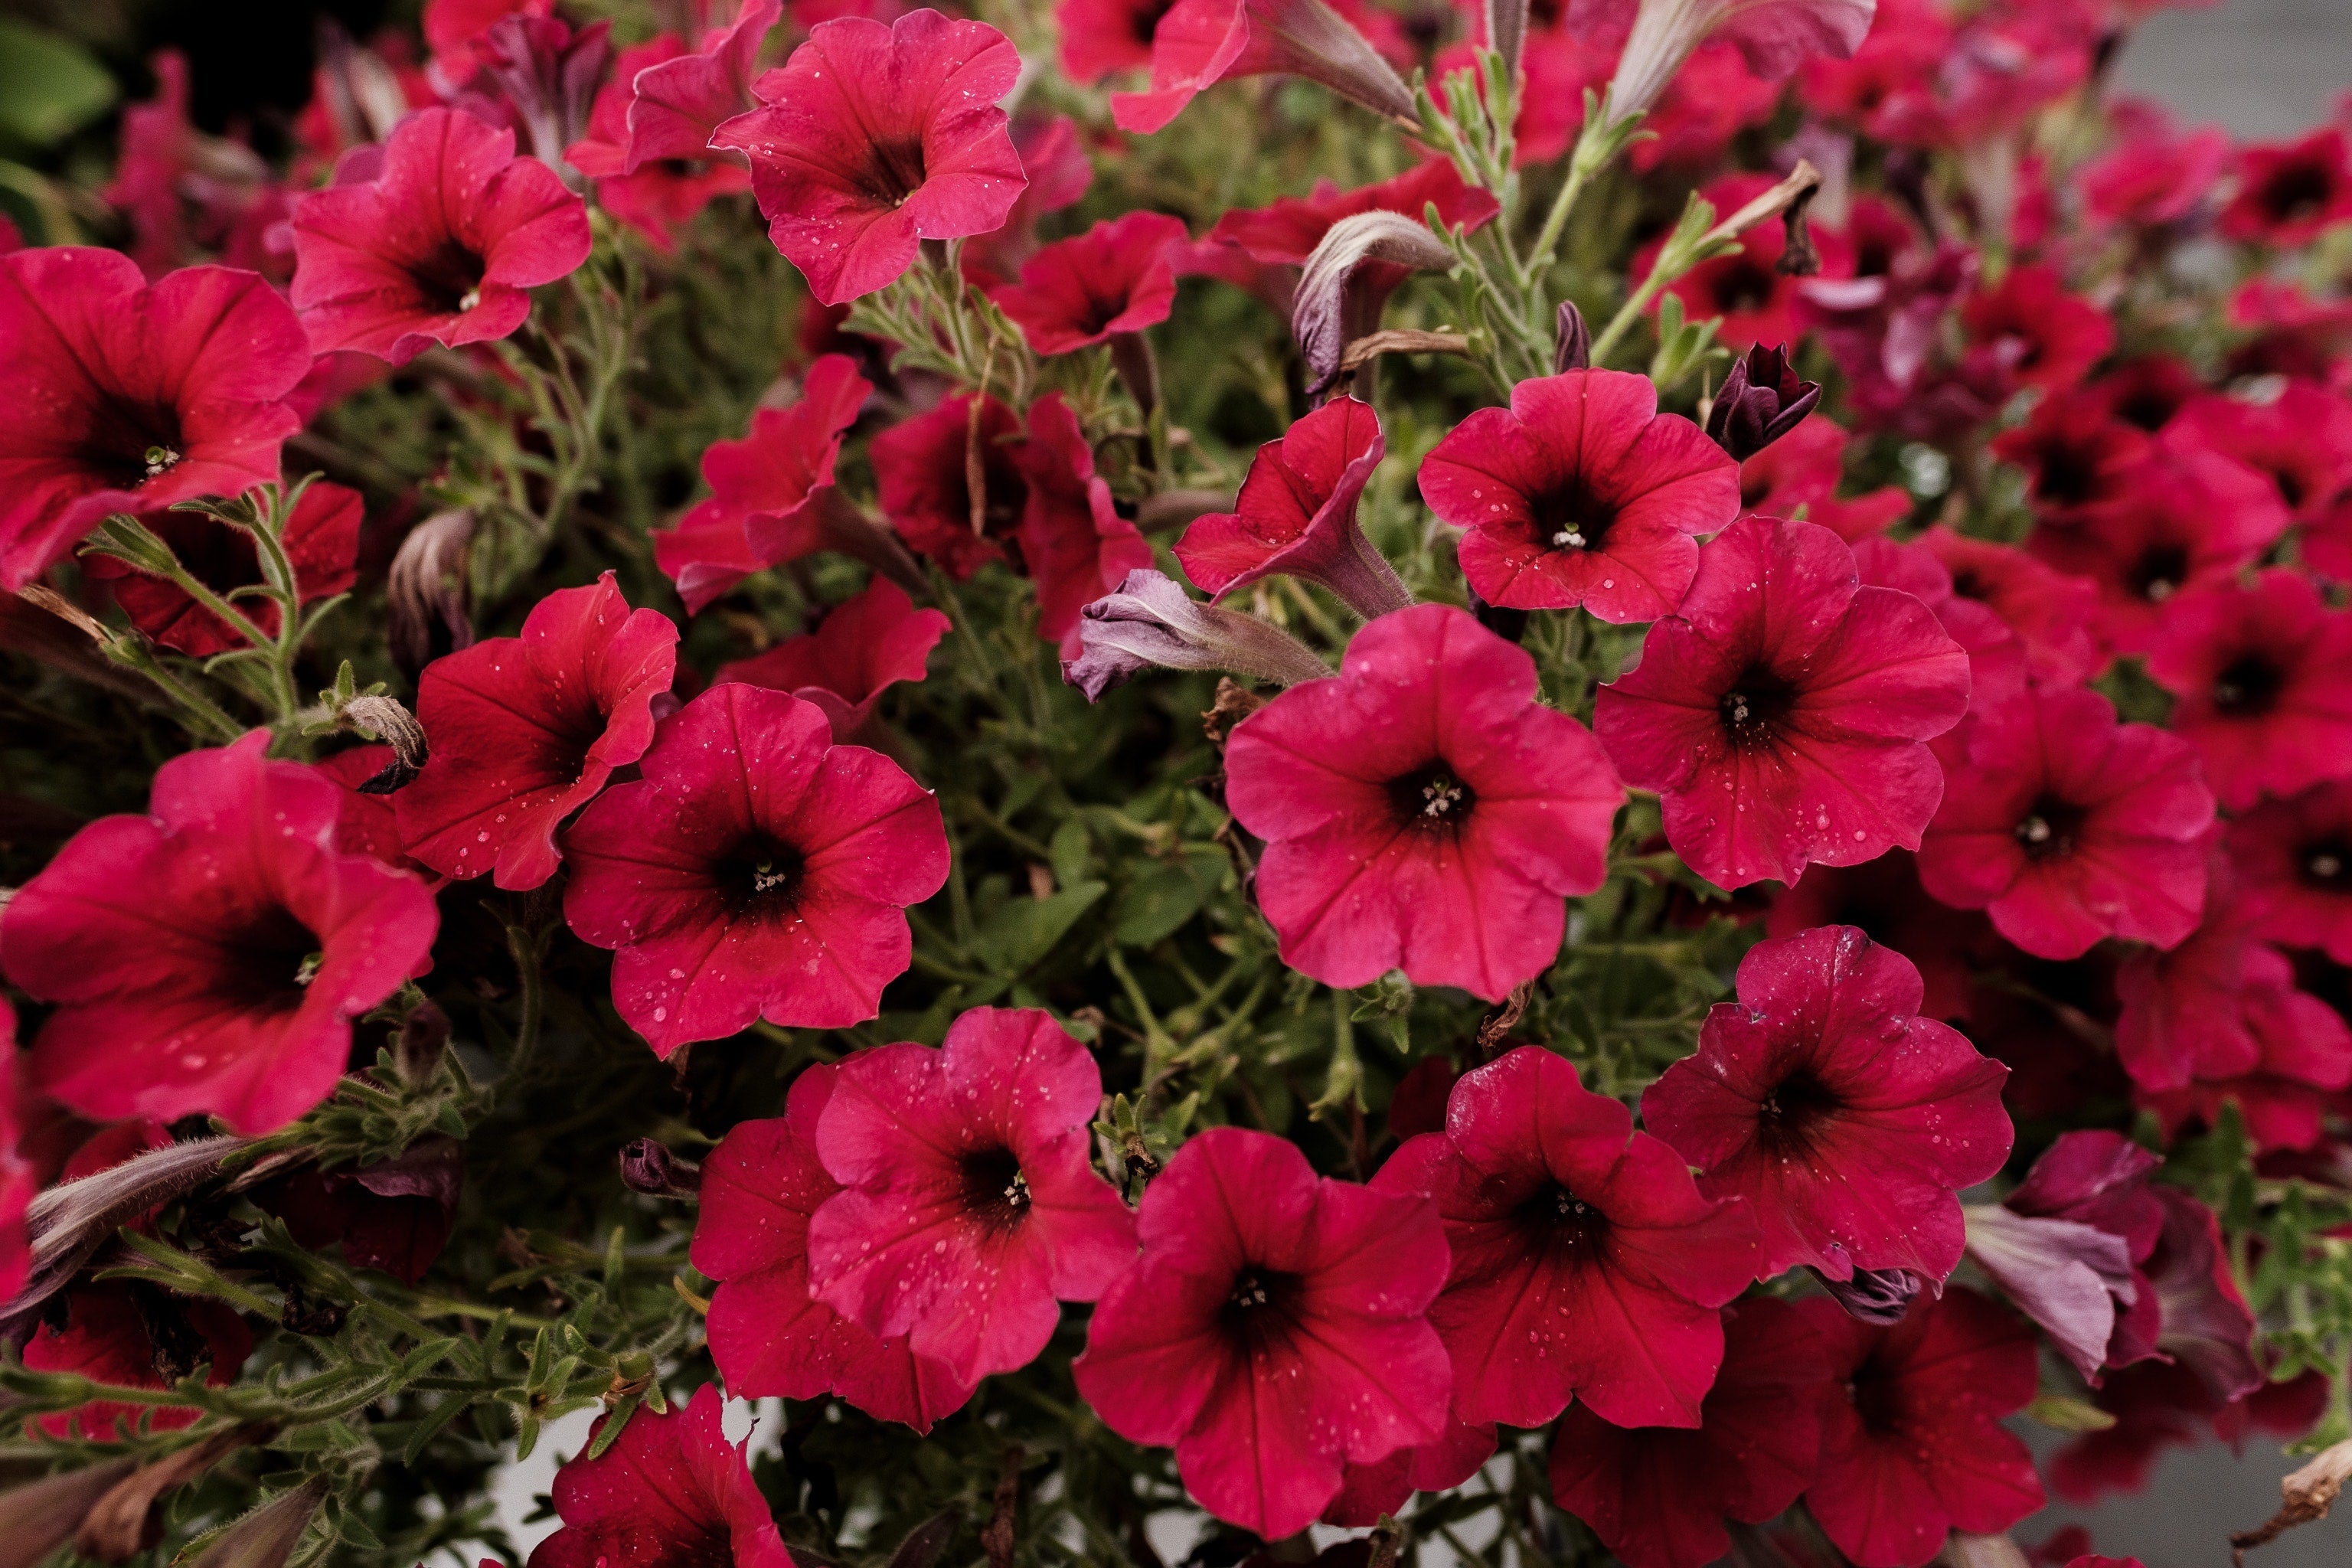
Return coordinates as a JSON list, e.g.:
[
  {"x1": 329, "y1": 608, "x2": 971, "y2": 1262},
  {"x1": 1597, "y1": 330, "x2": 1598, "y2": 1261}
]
[
  {"x1": 1063, "y1": 568, "x2": 1331, "y2": 701},
  {"x1": 1606, "y1": 0, "x2": 1878, "y2": 125},
  {"x1": 1112, "y1": 0, "x2": 1418, "y2": 135}
]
